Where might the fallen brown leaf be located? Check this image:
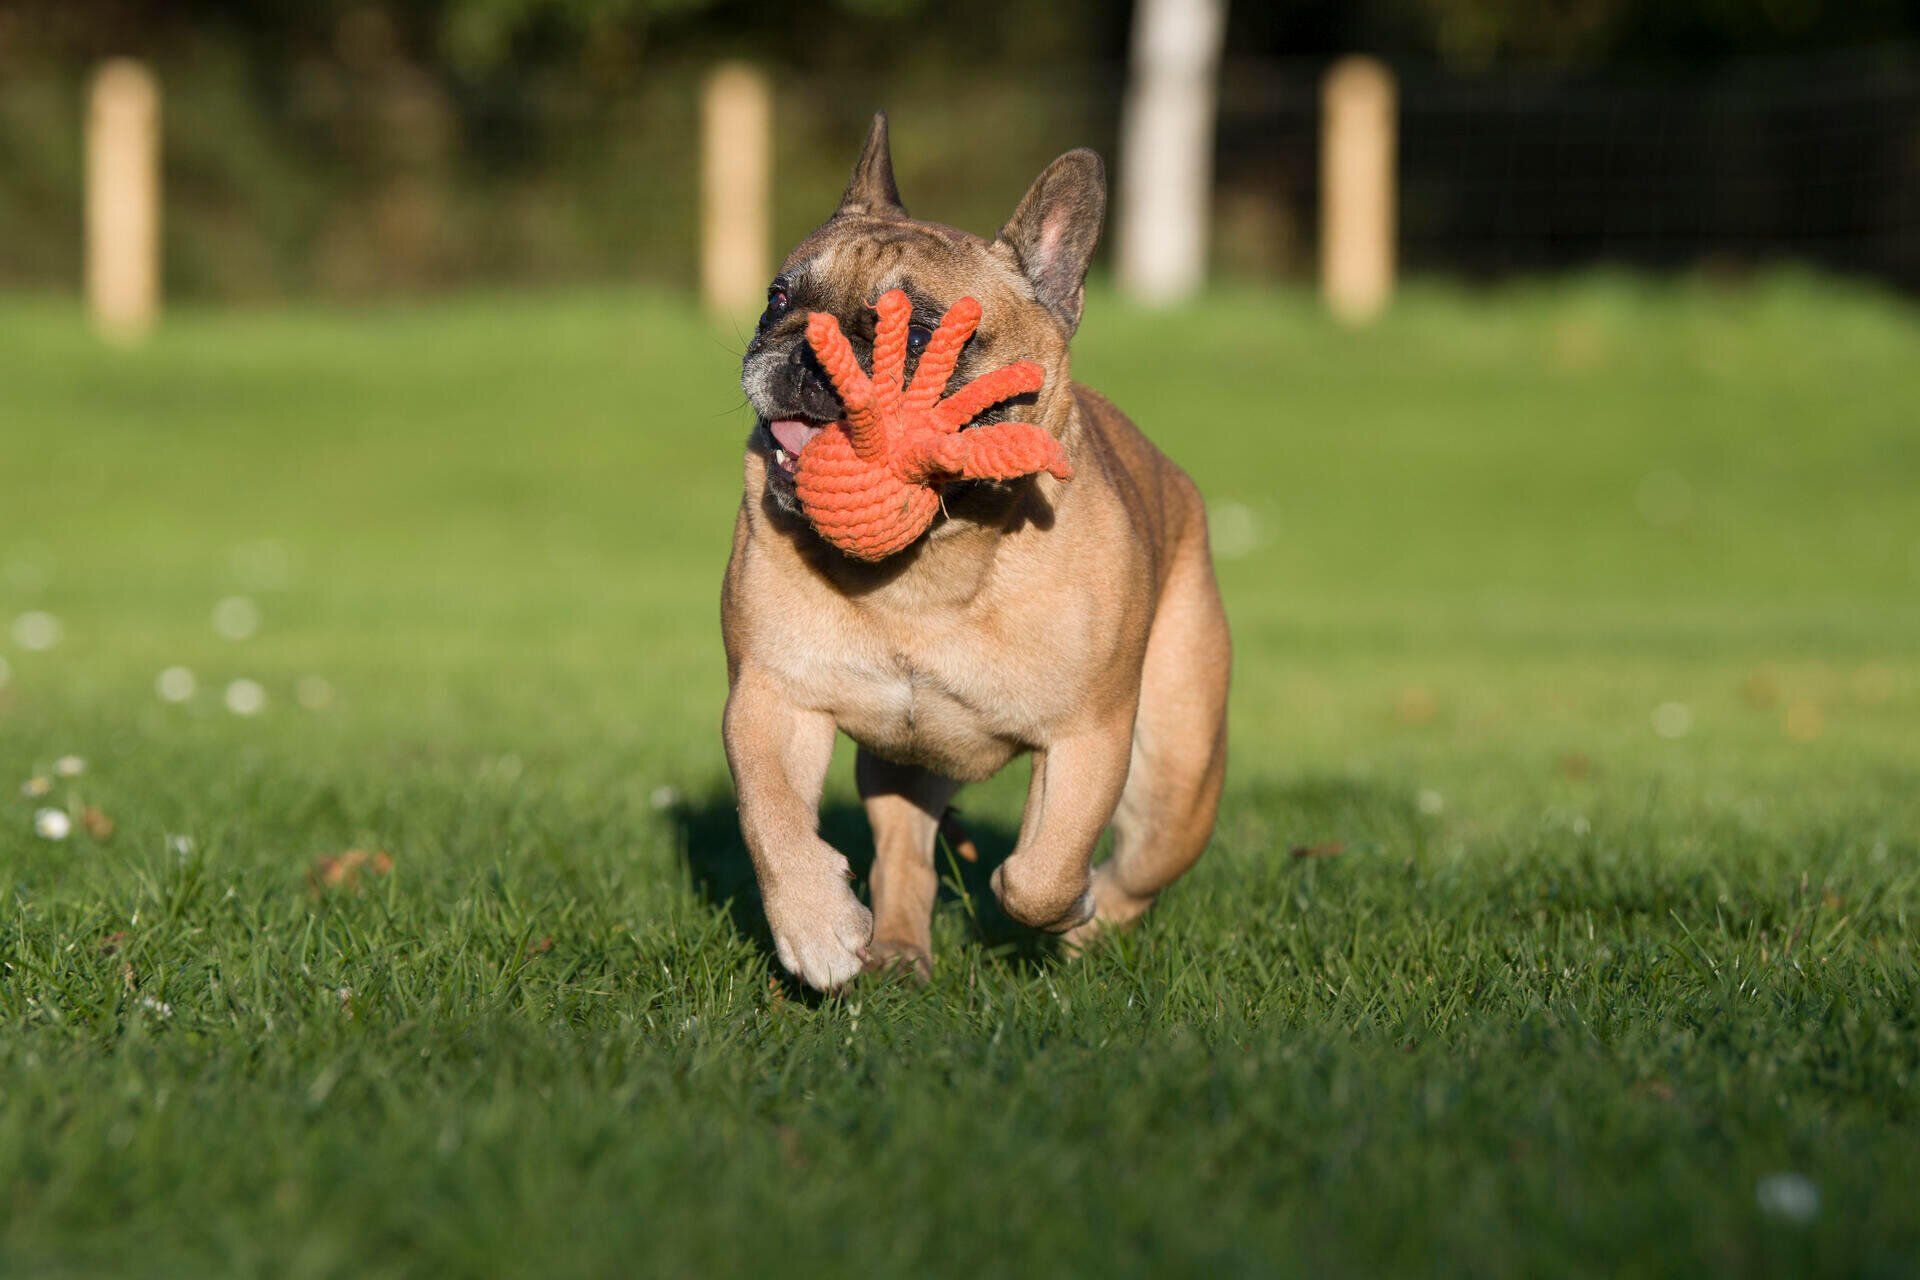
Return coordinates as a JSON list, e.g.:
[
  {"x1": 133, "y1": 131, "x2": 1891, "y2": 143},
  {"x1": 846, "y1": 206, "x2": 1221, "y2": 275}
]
[
  {"x1": 1557, "y1": 752, "x2": 1593, "y2": 781},
  {"x1": 1783, "y1": 698, "x2": 1825, "y2": 742},
  {"x1": 939, "y1": 808, "x2": 979, "y2": 862},
  {"x1": 1396, "y1": 686, "x2": 1438, "y2": 726},
  {"x1": 99, "y1": 931, "x2": 129, "y2": 954},
  {"x1": 1550, "y1": 318, "x2": 1607, "y2": 372},
  {"x1": 80, "y1": 806, "x2": 115, "y2": 840},
  {"x1": 774, "y1": 1124, "x2": 808, "y2": 1171},
  {"x1": 526, "y1": 935, "x2": 554, "y2": 958},
  {"x1": 309, "y1": 848, "x2": 395, "y2": 894},
  {"x1": 1741, "y1": 668, "x2": 1781, "y2": 710}
]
